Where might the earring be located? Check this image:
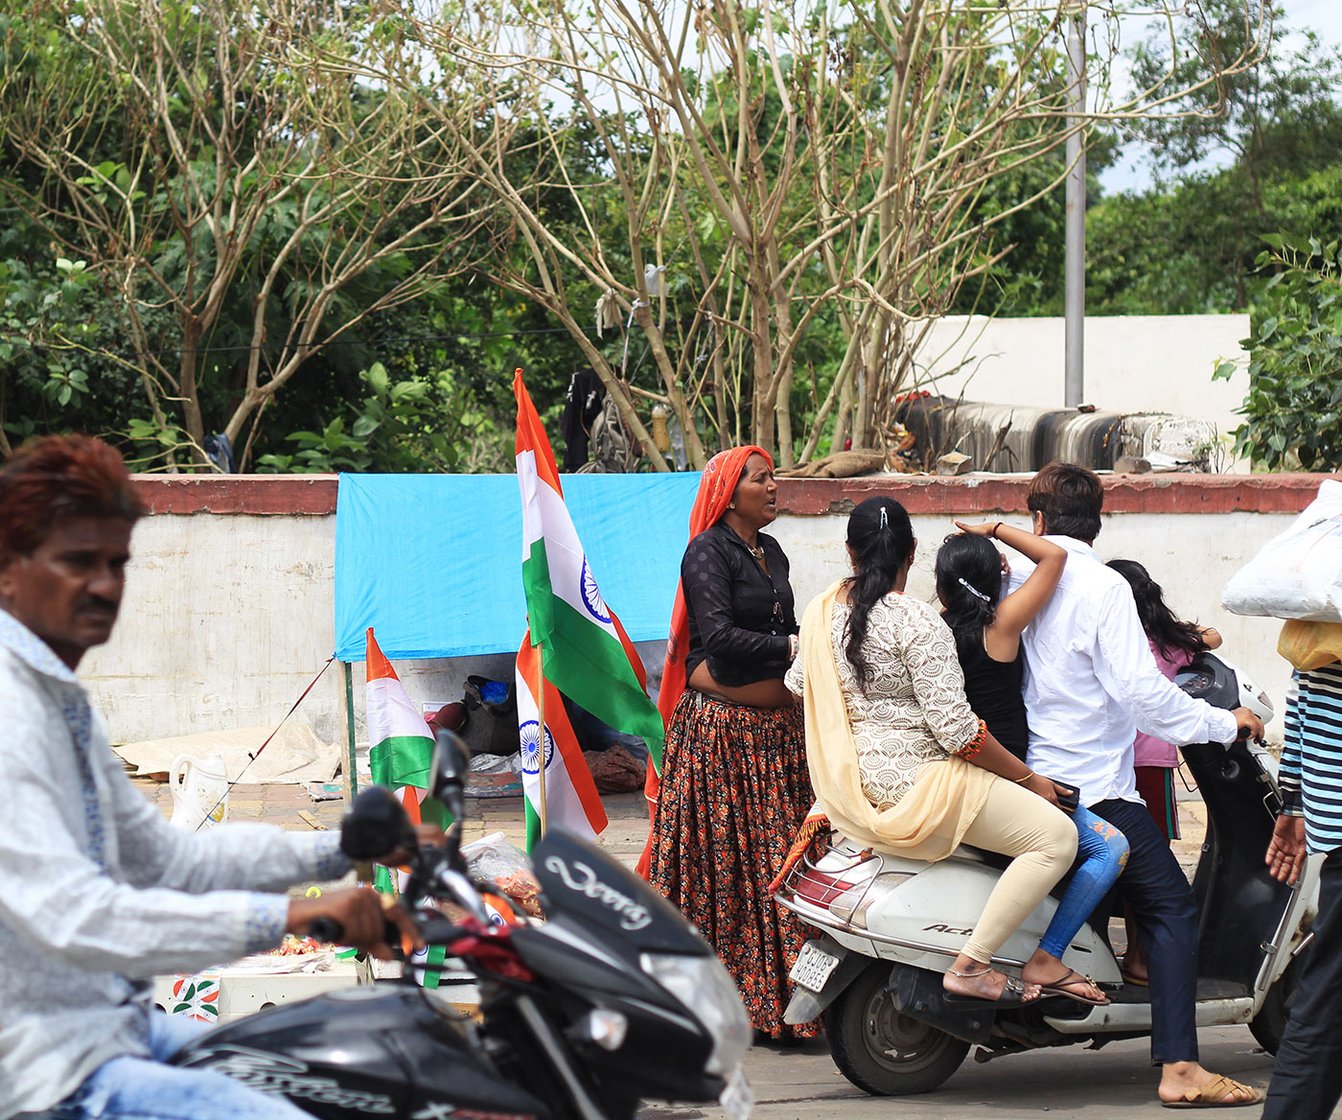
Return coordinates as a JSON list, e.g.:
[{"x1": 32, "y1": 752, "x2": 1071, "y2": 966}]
[{"x1": 728, "y1": 503, "x2": 736, "y2": 510}]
